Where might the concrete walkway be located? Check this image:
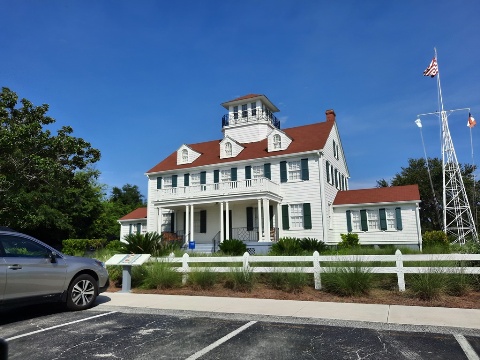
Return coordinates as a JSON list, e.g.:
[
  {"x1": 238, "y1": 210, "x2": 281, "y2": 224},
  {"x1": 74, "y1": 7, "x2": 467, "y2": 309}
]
[{"x1": 97, "y1": 292, "x2": 480, "y2": 330}]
